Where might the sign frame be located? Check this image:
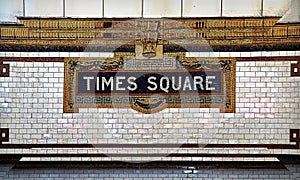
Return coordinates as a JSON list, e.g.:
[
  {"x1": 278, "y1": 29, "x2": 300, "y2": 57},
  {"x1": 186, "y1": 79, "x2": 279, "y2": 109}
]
[{"x1": 64, "y1": 53, "x2": 235, "y2": 113}]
